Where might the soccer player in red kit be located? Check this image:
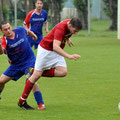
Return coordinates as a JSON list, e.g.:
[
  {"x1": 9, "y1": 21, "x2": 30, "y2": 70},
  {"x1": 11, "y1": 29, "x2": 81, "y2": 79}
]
[{"x1": 18, "y1": 18, "x2": 82, "y2": 110}]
